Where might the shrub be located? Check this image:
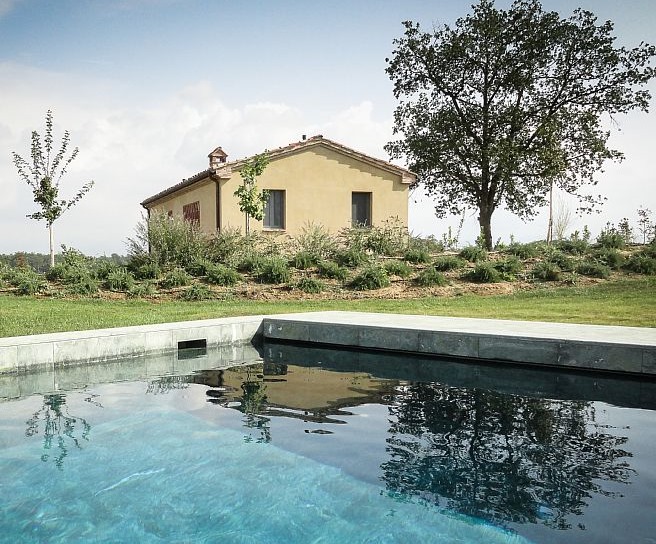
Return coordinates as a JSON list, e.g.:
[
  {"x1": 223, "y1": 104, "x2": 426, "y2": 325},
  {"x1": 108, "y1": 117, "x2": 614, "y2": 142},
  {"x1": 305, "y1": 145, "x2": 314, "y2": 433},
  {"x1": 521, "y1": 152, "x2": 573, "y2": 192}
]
[
  {"x1": 409, "y1": 235, "x2": 445, "y2": 254},
  {"x1": 624, "y1": 255, "x2": 656, "y2": 275},
  {"x1": 105, "y1": 268, "x2": 135, "y2": 291},
  {"x1": 14, "y1": 272, "x2": 44, "y2": 295},
  {"x1": 591, "y1": 248, "x2": 625, "y2": 270},
  {"x1": 293, "y1": 222, "x2": 337, "y2": 262},
  {"x1": 554, "y1": 238, "x2": 589, "y2": 255},
  {"x1": 350, "y1": 266, "x2": 390, "y2": 290},
  {"x1": 206, "y1": 264, "x2": 241, "y2": 286},
  {"x1": 133, "y1": 261, "x2": 161, "y2": 280},
  {"x1": 532, "y1": 261, "x2": 561, "y2": 281},
  {"x1": 576, "y1": 261, "x2": 611, "y2": 279},
  {"x1": 459, "y1": 245, "x2": 487, "y2": 263},
  {"x1": 237, "y1": 253, "x2": 264, "y2": 273},
  {"x1": 334, "y1": 248, "x2": 368, "y2": 268},
  {"x1": 403, "y1": 247, "x2": 430, "y2": 264},
  {"x1": 415, "y1": 267, "x2": 448, "y2": 287},
  {"x1": 290, "y1": 251, "x2": 316, "y2": 270},
  {"x1": 180, "y1": 283, "x2": 213, "y2": 301},
  {"x1": 92, "y1": 259, "x2": 120, "y2": 281},
  {"x1": 545, "y1": 250, "x2": 575, "y2": 272},
  {"x1": 45, "y1": 263, "x2": 68, "y2": 282},
  {"x1": 185, "y1": 258, "x2": 214, "y2": 277},
  {"x1": 494, "y1": 257, "x2": 523, "y2": 278},
  {"x1": 596, "y1": 227, "x2": 626, "y2": 249},
  {"x1": 317, "y1": 260, "x2": 349, "y2": 281},
  {"x1": 463, "y1": 262, "x2": 502, "y2": 283},
  {"x1": 295, "y1": 277, "x2": 325, "y2": 294},
  {"x1": 160, "y1": 267, "x2": 192, "y2": 288},
  {"x1": 384, "y1": 260, "x2": 412, "y2": 278},
  {"x1": 432, "y1": 255, "x2": 467, "y2": 271},
  {"x1": 255, "y1": 258, "x2": 291, "y2": 284},
  {"x1": 67, "y1": 276, "x2": 99, "y2": 295},
  {"x1": 127, "y1": 281, "x2": 157, "y2": 298},
  {"x1": 505, "y1": 241, "x2": 543, "y2": 259},
  {"x1": 363, "y1": 219, "x2": 408, "y2": 256},
  {"x1": 206, "y1": 227, "x2": 248, "y2": 267}
]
